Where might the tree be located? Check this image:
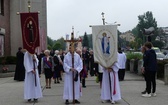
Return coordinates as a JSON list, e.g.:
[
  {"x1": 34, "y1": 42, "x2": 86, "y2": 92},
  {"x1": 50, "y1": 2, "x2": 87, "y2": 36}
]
[
  {"x1": 137, "y1": 11, "x2": 157, "y2": 43},
  {"x1": 131, "y1": 27, "x2": 138, "y2": 37},
  {"x1": 129, "y1": 41, "x2": 136, "y2": 50},
  {"x1": 47, "y1": 36, "x2": 54, "y2": 47},
  {"x1": 56, "y1": 37, "x2": 66, "y2": 50},
  {"x1": 82, "y1": 32, "x2": 89, "y2": 48},
  {"x1": 47, "y1": 45, "x2": 52, "y2": 50},
  {"x1": 152, "y1": 40, "x2": 164, "y2": 49},
  {"x1": 136, "y1": 38, "x2": 143, "y2": 49},
  {"x1": 52, "y1": 42, "x2": 62, "y2": 51},
  {"x1": 118, "y1": 30, "x2": 123, "y2": 48},
  {"x1": 47, "y1": 36, "x2": 66, "y2": 51}
]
